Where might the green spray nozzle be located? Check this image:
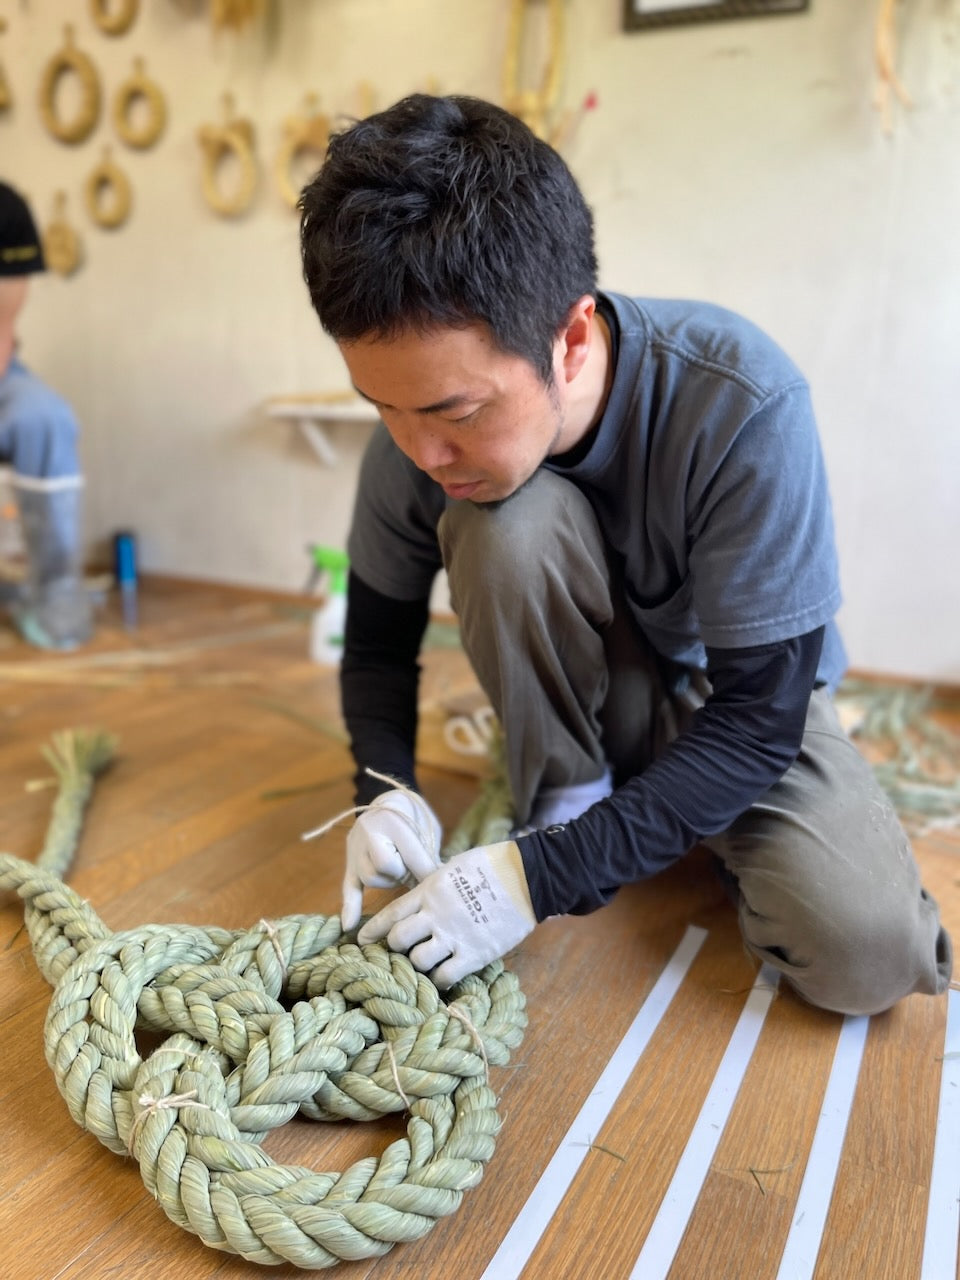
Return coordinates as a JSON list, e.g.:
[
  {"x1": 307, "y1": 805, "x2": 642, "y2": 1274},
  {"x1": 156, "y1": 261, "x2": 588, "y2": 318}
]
[{"x1": 305, "y1": 545, "x2": 350, "y2": 597}]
